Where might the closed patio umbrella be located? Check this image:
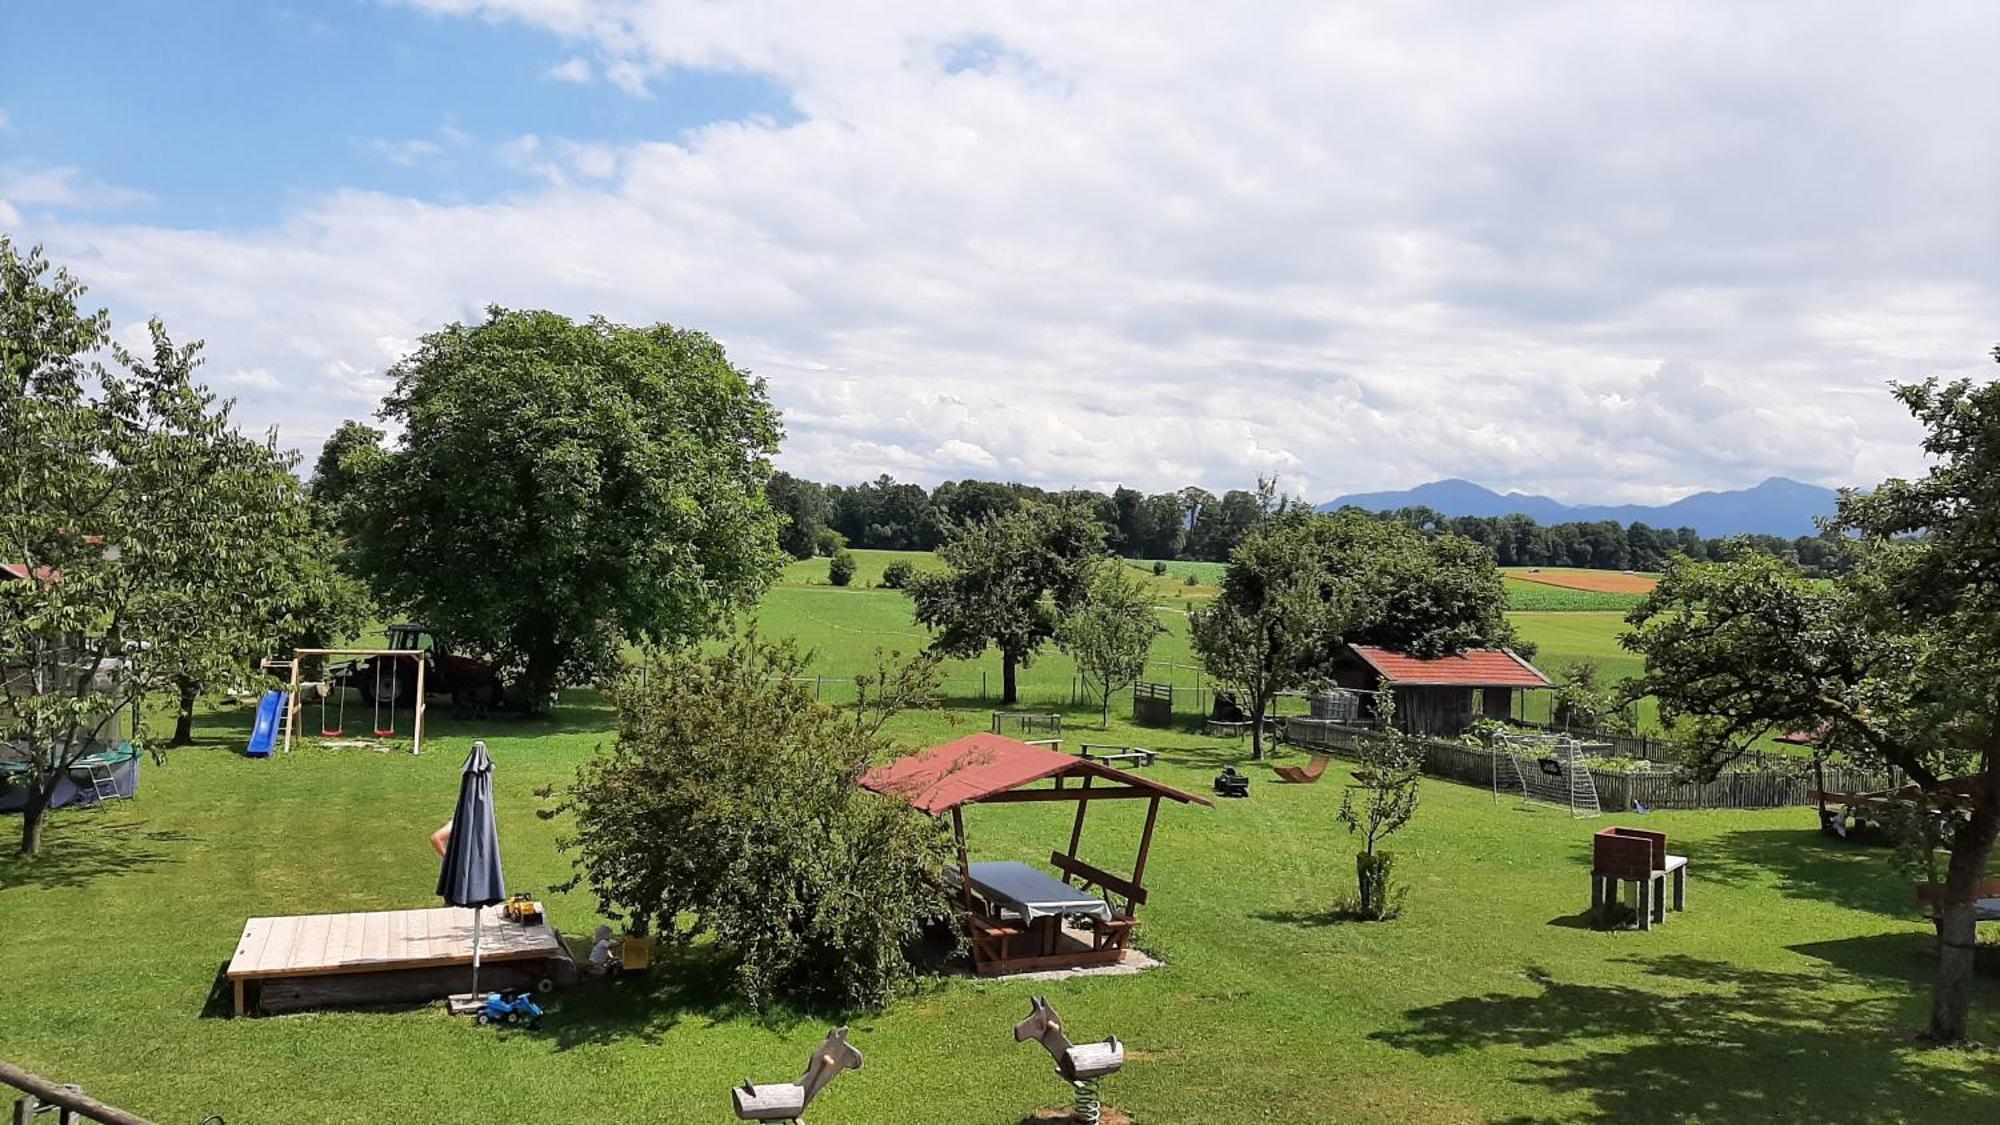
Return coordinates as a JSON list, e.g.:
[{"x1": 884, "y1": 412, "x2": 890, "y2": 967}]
[{"x1": 437, "y1": 740, "x2": 506, "y2": 1000}]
